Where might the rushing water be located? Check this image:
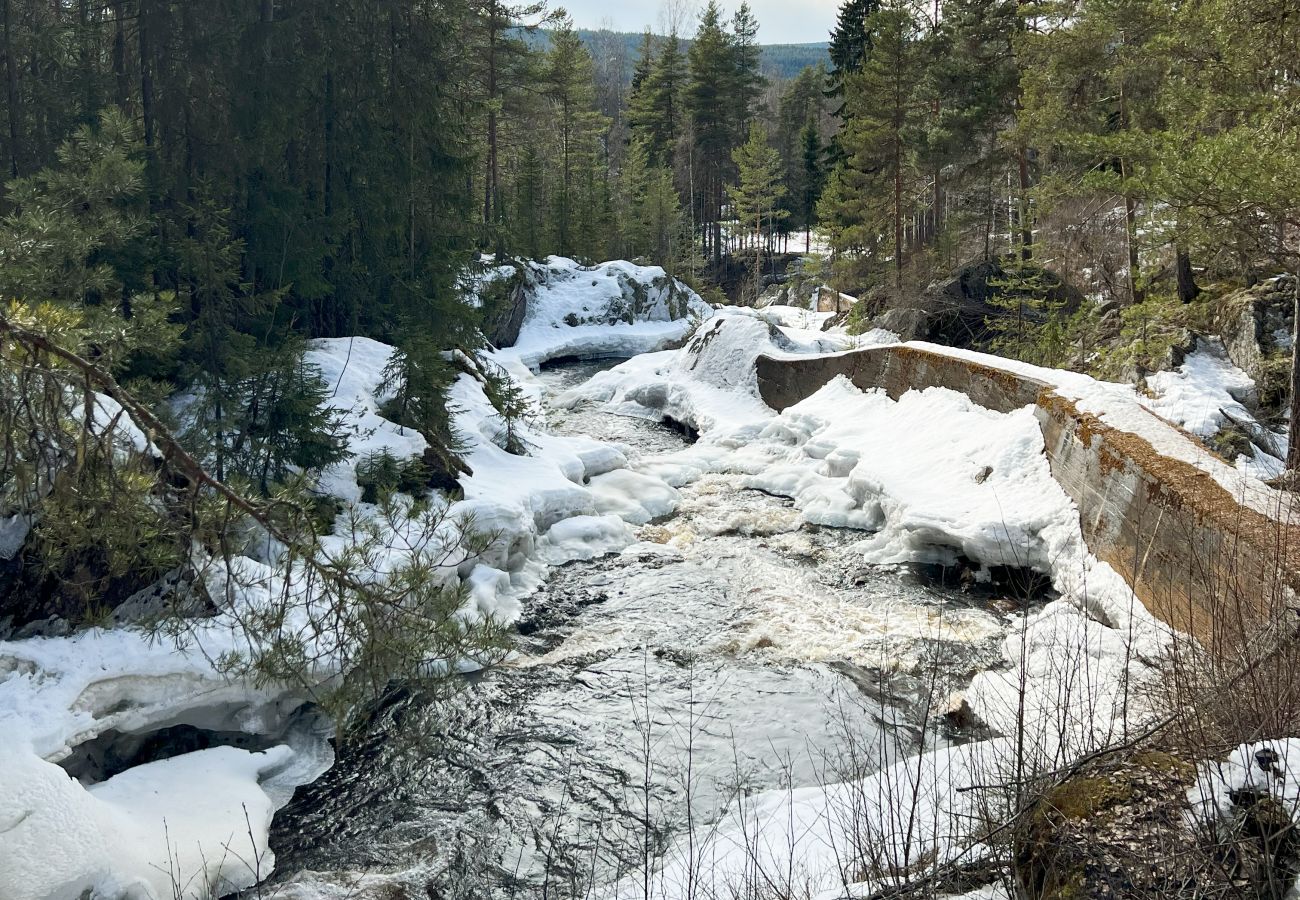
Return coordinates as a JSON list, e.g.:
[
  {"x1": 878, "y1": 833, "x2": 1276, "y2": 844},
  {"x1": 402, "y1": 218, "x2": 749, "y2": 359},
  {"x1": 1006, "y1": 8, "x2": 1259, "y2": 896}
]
[{"x1": 267, "y1": 360, "x2": 1015, "y2": 900}]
